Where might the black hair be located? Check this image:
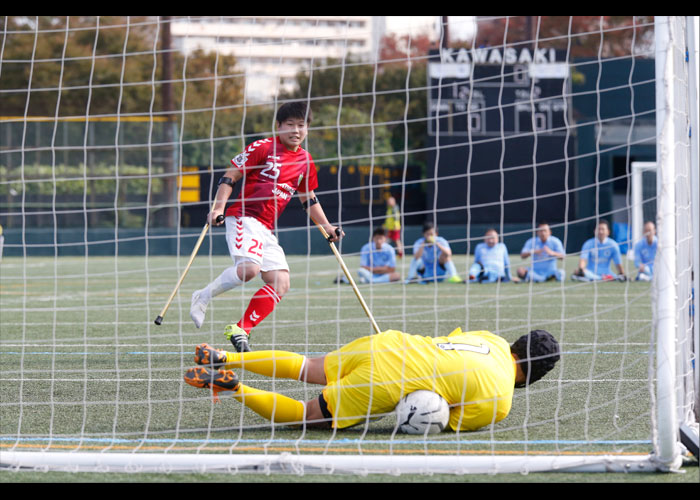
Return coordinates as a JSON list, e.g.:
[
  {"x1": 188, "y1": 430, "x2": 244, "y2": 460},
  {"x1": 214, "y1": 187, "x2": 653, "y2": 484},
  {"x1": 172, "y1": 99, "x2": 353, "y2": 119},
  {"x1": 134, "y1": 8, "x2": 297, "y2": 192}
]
[
  {"x1": 511, "y1": 330, "x2": 560, "y2": 387},
  {"x1": 276, "y1": 101, "x2": 312, "y2": 125},
  {"x1": 372, "y1": 227, "x2": 386, "y2": 237},
  {"x1": 422, "y1": 221, "x2": 435, "y2": 234}
]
